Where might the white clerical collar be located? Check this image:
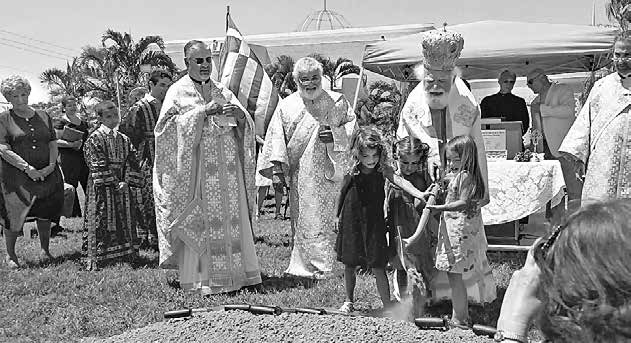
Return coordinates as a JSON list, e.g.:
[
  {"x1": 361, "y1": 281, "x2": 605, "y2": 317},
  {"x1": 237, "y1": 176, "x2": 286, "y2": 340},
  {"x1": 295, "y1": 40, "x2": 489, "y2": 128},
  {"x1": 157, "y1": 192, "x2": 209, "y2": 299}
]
[
  {"x1": 143, "y1": 93, "x2": 156, "y2": 102},
  {"x1": 189, "y1": 75, "x2": 213, "y2": 86},
  {"x1": 99, "y1": 124, "x2": 117, "y2": 135}
]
